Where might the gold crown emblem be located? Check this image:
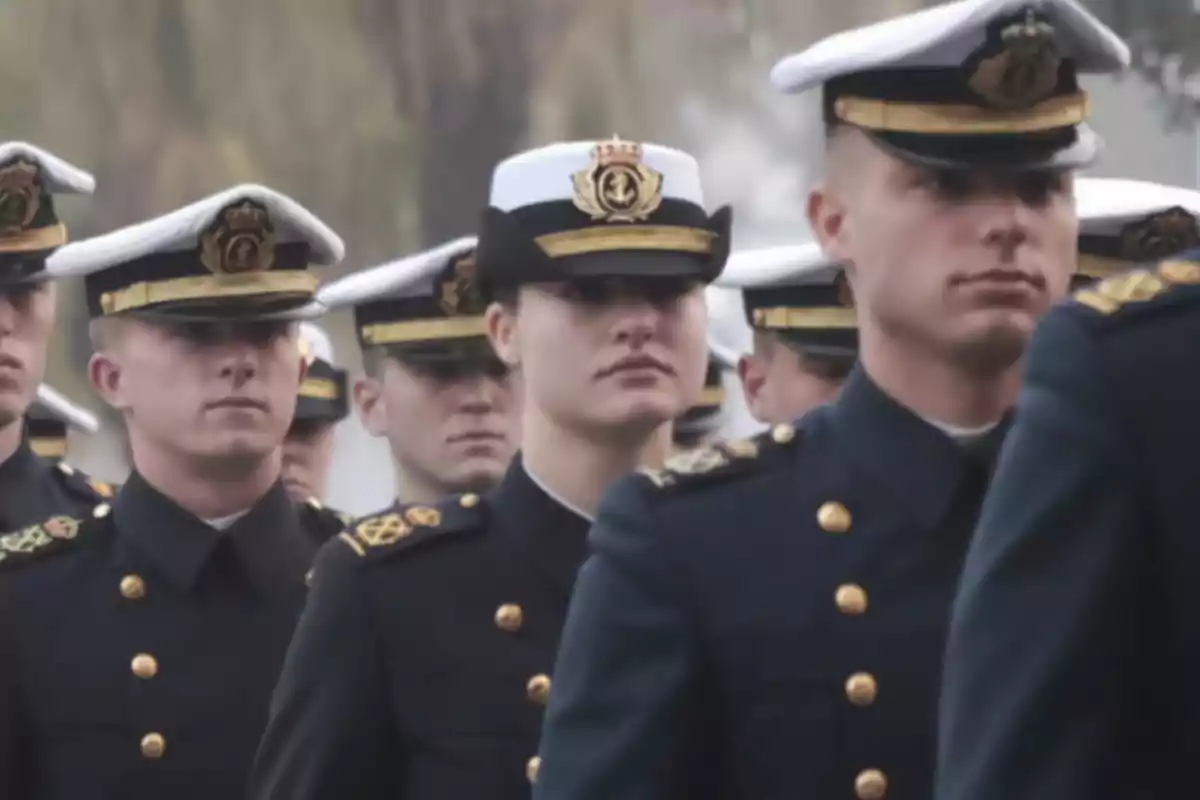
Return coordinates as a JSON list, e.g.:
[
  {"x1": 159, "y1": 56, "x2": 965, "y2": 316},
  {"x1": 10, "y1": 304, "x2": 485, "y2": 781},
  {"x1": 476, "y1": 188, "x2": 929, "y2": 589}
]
[
  {"x1": 1119, "y1": 207, "x2": 1200, "y2": 262},
  {"x1": 200, "y1": 200, "x2": 277, "y2": 276},
  {"x1": 437, "y1": 254, "x2": 484, "y2": 316},
  {"x1": 0, "y1": 159, "x2": 42, "y2": 236},
  {"x1": 571, "y1": 135, "x2": 664, "y2": 223},
  {"x1": 967, "y1": 9, "x2": 1060, "y2": 111}
]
